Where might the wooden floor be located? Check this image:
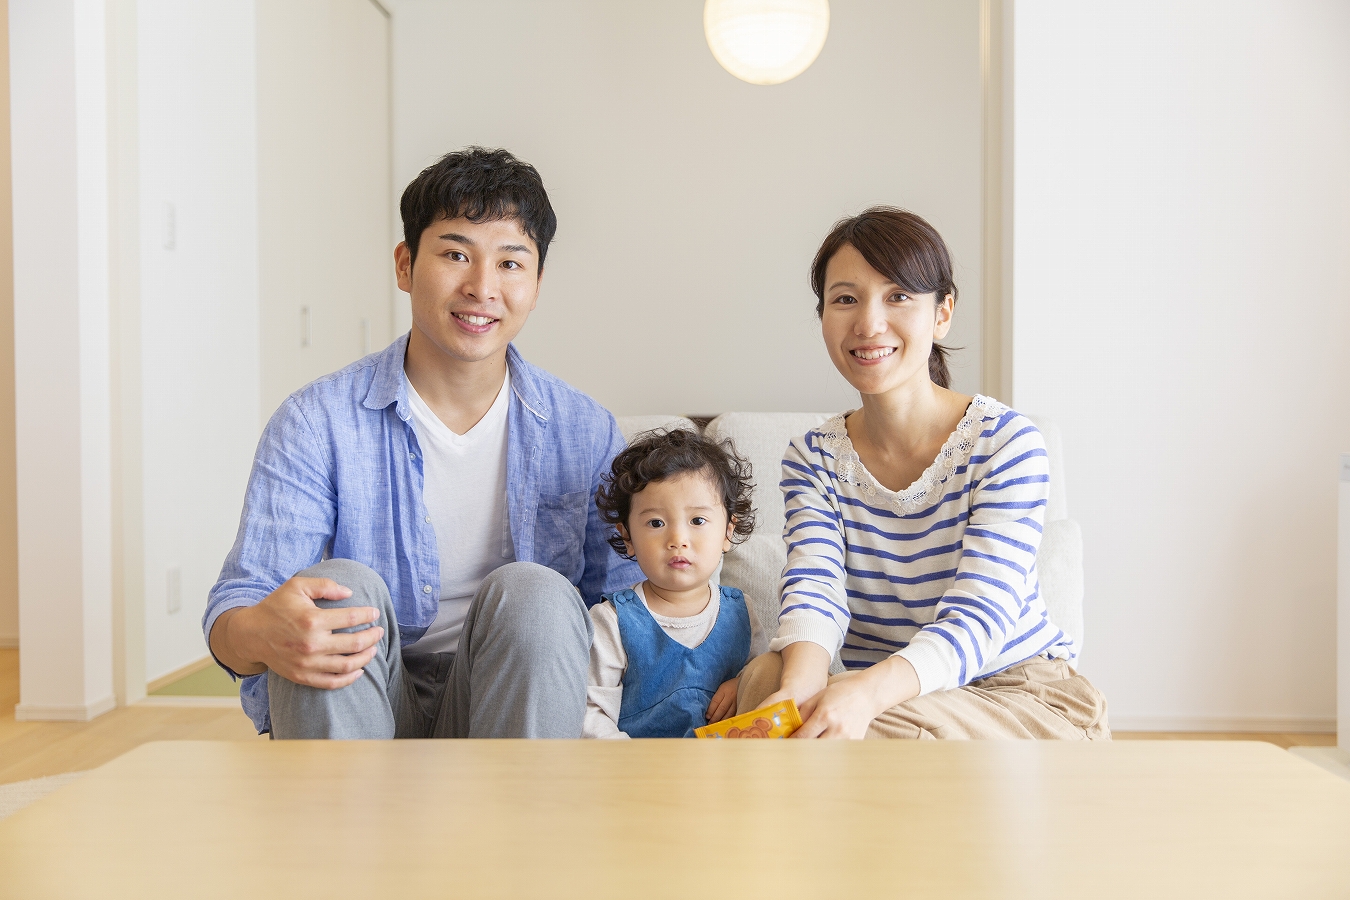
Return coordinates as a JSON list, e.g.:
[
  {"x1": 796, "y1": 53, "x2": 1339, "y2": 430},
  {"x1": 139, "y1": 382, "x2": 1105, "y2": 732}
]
[
  {"x1": 0, "y1": 649, "x2": 261, "y2": 785},
  {"x1": 0, "y1": 647, "x2": 1335, "y2": 785}
]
